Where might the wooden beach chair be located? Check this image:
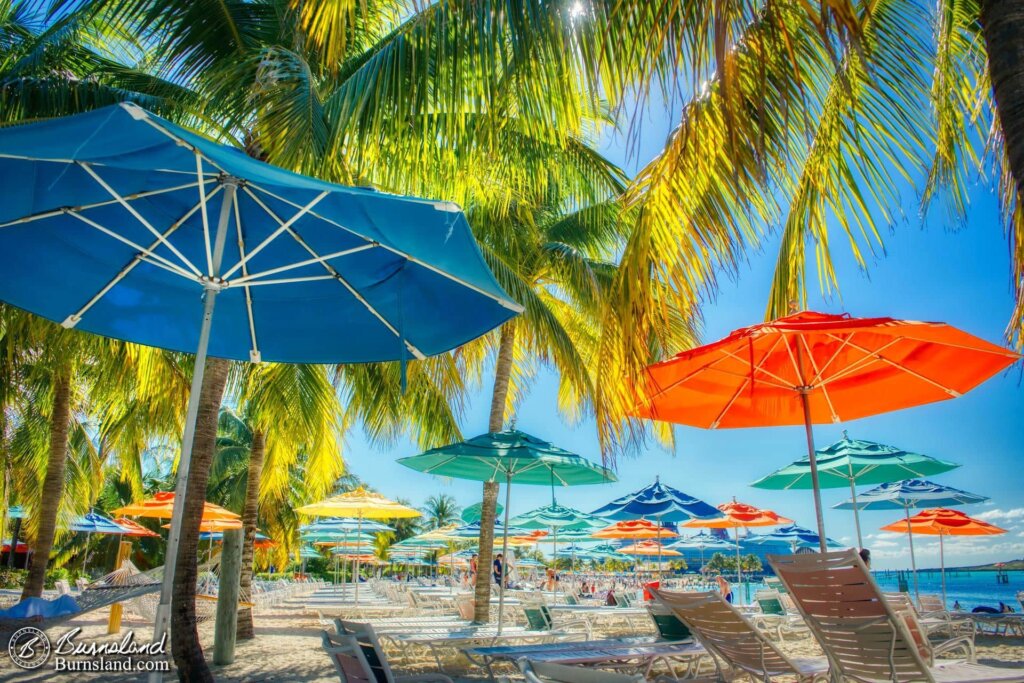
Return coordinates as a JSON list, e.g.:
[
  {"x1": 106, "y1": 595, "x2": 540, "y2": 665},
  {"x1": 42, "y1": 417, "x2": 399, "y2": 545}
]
[
  {"x1": 649, "y1": 588, "x2": 828, "y2": 682},
  {"x1": 769, "y1": 549, "x2": 1024, "y2": 682},
  {"x1": 320, "y1": 629, "x2": 453, "y2": 683}
]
